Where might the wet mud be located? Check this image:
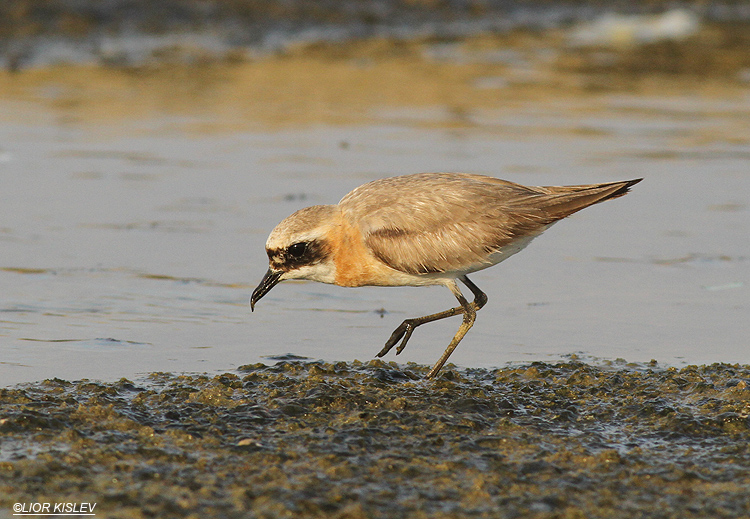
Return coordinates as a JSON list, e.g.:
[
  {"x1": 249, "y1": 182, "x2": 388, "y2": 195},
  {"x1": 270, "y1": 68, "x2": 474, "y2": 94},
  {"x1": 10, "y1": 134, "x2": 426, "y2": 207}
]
[{"x1": 2, "y1": 360, "x2": 750, "y2": 518}]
